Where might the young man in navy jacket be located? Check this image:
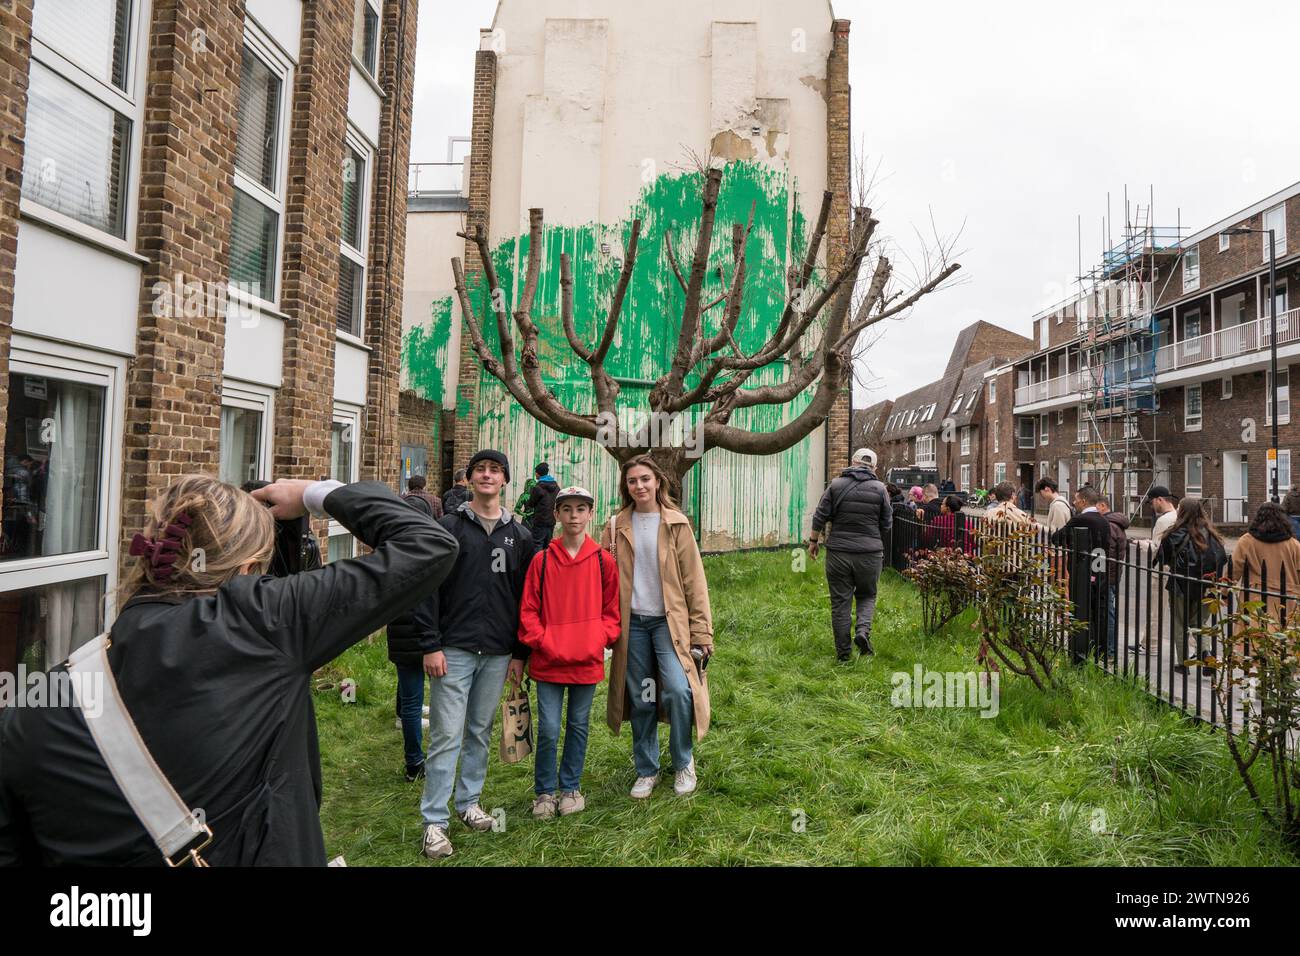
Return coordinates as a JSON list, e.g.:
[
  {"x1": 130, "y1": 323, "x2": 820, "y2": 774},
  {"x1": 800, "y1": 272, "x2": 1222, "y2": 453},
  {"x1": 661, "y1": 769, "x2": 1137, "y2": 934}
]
[{"x1": 419, "y1": 450, "x2": 533, "y2": 860}]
